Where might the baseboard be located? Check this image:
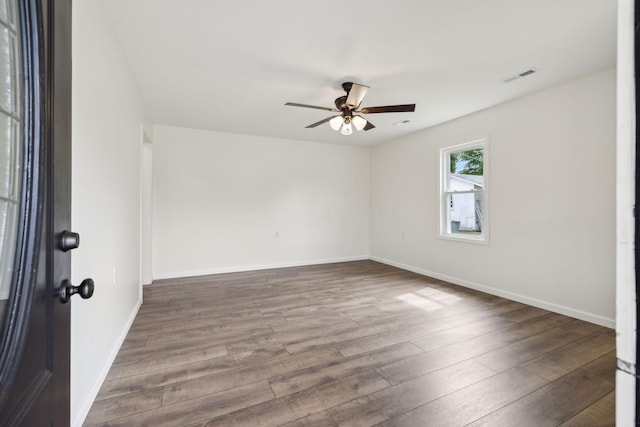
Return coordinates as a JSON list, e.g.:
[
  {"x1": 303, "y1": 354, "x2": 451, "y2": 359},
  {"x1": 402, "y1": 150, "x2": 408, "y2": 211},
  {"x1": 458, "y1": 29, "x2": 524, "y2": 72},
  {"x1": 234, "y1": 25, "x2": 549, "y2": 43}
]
[
  {"x1": 370, "y1": 256, "x2": 615, "y2": 329},
  {"x1": 152, "y1": 255, "x2": 370, "y2": 282},
  {"x1": 72, "y1": 295, "x2": 142, "y2": 427}
]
